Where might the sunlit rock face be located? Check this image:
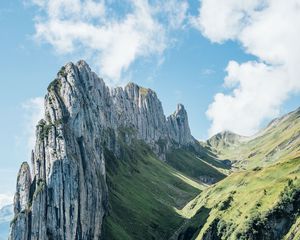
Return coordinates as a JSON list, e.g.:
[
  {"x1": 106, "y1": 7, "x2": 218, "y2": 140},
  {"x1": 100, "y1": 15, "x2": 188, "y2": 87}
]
[{"x1": 9, "y1": 60, "x2": 195, "y2": 240}]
